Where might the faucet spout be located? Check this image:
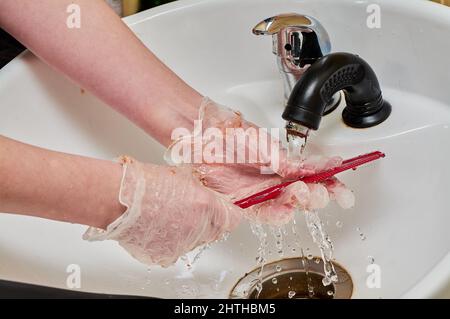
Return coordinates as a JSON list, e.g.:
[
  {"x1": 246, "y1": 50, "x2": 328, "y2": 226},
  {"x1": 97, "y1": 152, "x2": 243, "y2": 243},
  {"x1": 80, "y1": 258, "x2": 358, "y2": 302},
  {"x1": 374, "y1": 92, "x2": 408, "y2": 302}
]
[{"x1": 283, "y1": 52, "x2": 392, "y2": 130}]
